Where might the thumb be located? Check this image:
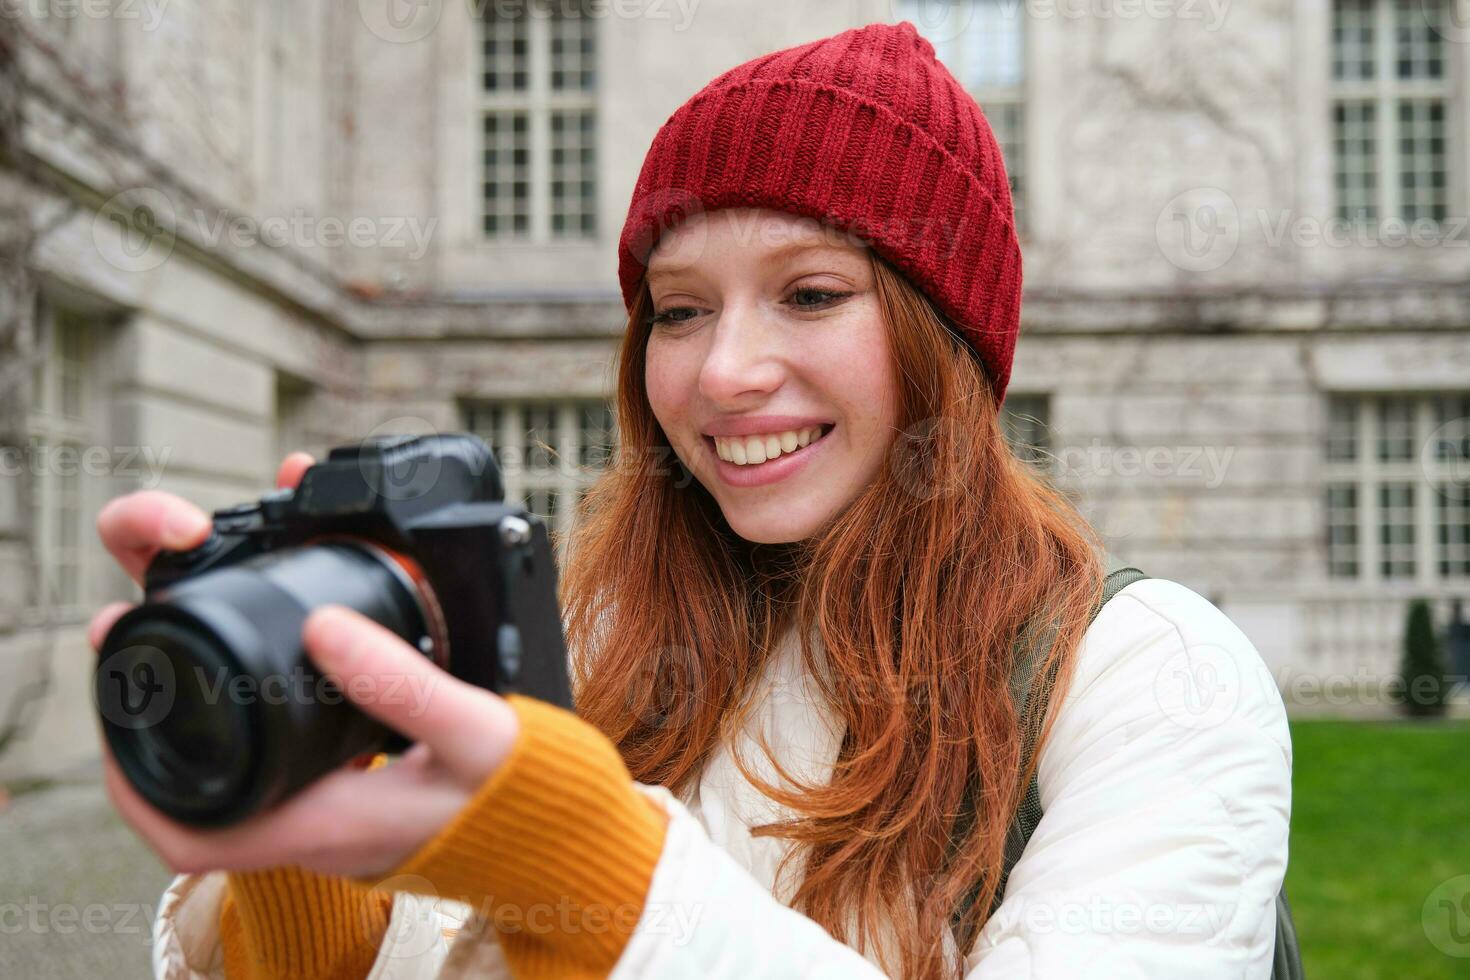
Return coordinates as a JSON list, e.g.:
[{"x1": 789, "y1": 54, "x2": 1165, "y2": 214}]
[
  {"x1": 275, "y1": 452, "x2": 315, "y2": 490},
  {"x1": 302, "y1": 605, "x2": 518, "y2": 782}
]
